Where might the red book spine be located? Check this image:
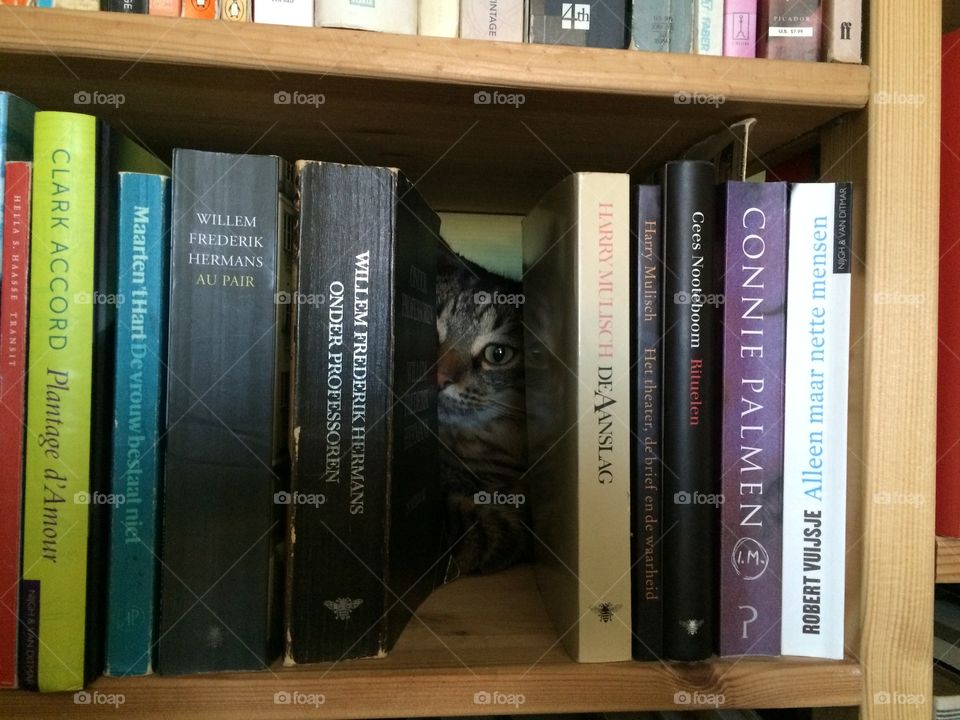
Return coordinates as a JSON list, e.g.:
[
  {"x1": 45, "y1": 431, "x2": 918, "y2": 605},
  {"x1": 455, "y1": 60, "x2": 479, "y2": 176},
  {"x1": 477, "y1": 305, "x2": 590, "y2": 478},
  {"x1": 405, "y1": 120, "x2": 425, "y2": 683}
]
[
  {"x1": 0, "y1": 161, "x2": 31, "y2": 688},
  {"x1": 938, "y1": 30, "x2": 960, "y2": 537}
]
